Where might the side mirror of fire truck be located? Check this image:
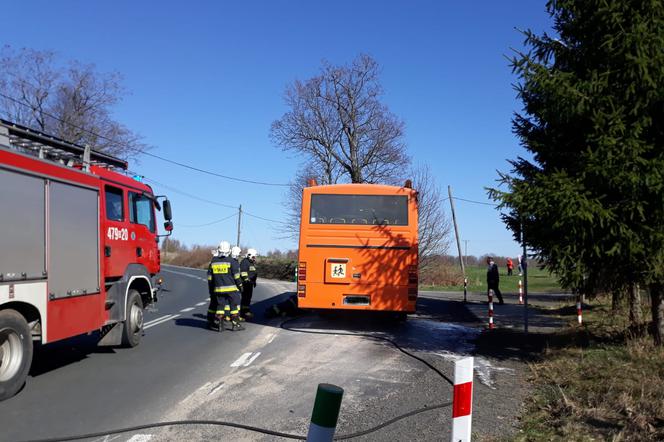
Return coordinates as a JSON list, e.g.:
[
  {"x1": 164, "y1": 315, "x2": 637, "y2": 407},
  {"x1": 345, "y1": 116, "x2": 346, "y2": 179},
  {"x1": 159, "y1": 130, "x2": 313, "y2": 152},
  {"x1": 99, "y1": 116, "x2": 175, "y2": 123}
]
[
  {"x1": 164, "y1": 221, "x2": 173, "y2": 232},
  {"x1": 163, "y1": 199, "x2": 173, "y2": 221}
]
